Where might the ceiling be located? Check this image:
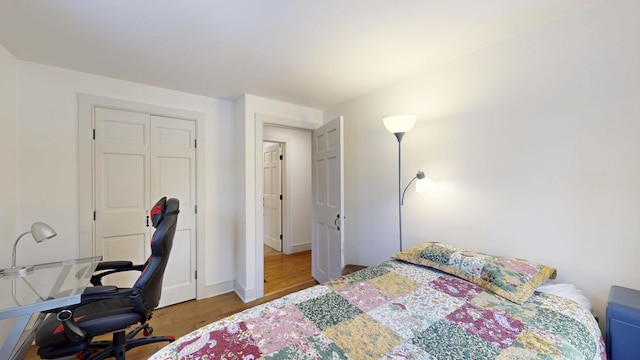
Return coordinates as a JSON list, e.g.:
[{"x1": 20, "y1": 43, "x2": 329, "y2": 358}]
[{"x1": 0, "y1": 0, "x2": 597, "y2": 109}]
